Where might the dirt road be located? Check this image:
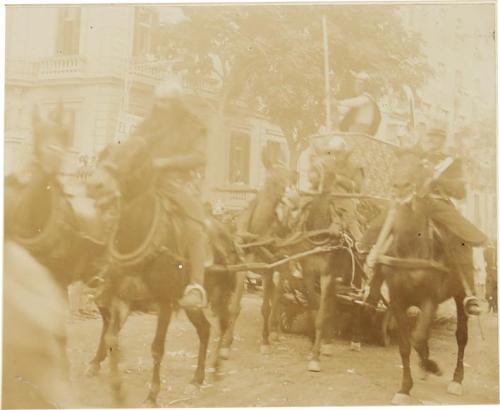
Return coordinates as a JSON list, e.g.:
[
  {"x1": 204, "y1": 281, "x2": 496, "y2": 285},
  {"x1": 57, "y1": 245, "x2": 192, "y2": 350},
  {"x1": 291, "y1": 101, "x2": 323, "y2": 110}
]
[{"x1": 67, "y1": 294, "x2": 499, "y2": 407}]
